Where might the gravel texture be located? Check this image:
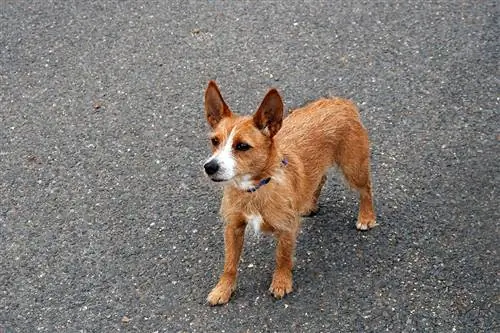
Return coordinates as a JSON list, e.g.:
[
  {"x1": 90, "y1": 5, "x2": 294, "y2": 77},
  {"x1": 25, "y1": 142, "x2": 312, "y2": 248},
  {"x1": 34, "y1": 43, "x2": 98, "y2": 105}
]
[{"x1": 1, "y1": 1, "x2": 498, "y2": 332}]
